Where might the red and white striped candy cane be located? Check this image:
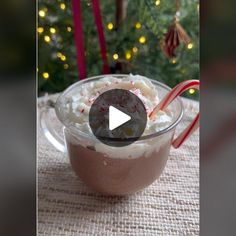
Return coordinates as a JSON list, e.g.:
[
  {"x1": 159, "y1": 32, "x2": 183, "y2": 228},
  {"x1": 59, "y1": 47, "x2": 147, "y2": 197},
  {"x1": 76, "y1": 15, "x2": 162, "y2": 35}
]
[{"x1": 149, "y1": 80, "x2": 200, "y2": 148}]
